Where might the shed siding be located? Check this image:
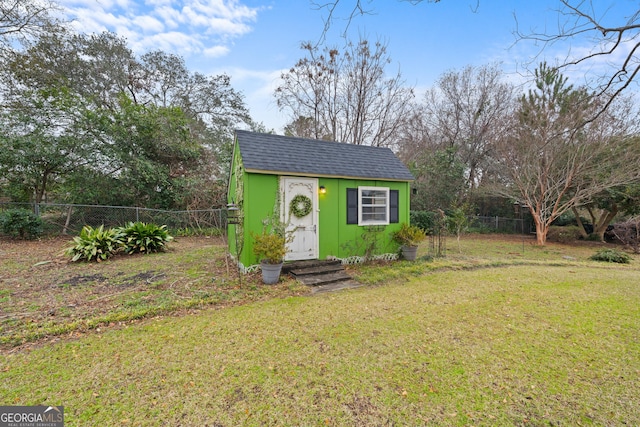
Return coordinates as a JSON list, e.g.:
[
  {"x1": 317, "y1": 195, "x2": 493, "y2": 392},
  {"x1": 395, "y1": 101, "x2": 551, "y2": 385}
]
[
  {"x1": 243, "y1": 172, "x2": 279, "y2": 265},
  {"x1": 317, "y1": 178, "x2": 410, "y2": 260}
]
